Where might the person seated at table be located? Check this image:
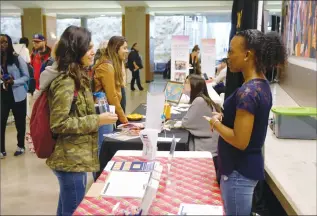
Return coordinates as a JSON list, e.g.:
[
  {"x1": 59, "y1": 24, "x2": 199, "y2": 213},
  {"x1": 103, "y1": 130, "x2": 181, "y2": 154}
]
[
  {"x1": 93, "y1": 36, "x2": 129, "y2": 125},
  {"x1": 42, "y1": 26, "x2": 118, "y2": 216},
  {"x1": 181, "y1": 74, "x2": 222, "y2": 172},
  {"x1": 207, "y1": 30, "x2": 286, "y2": 215},
  {"x1": 210, "y1": 58, "x2": 227, "y2": 95}
]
